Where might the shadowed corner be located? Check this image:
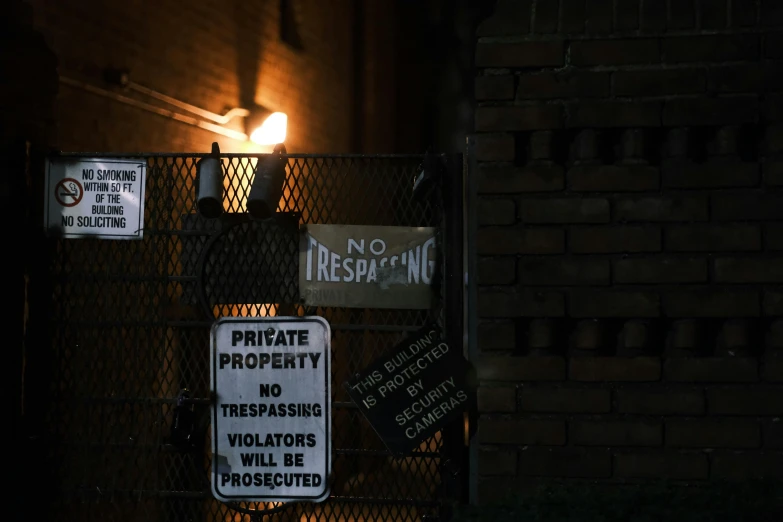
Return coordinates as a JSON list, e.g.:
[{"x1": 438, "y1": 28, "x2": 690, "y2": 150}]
[
  {"x1": 46, "y1": 223, "x2": 65, "y2": 239},
  {"x1": 280, "y1": 0, "x2": 304, "y2": 51}
]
